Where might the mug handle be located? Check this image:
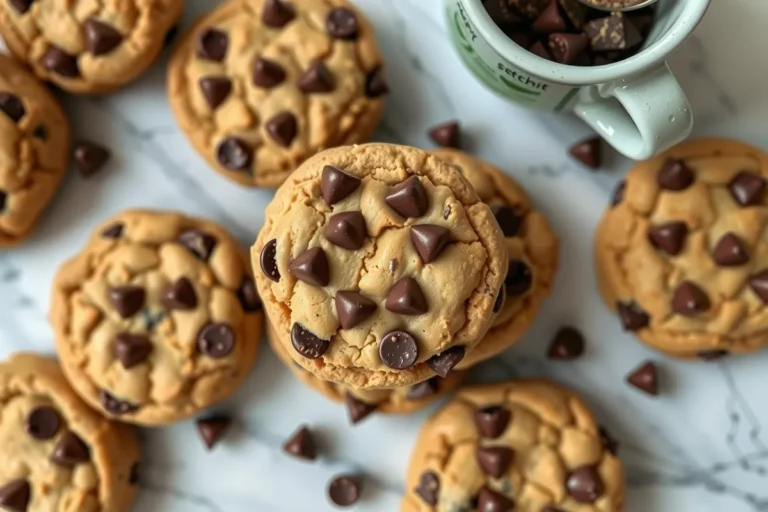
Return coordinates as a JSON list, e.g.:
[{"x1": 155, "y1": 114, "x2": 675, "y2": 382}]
[{"x1": 573, "y1": 63, "x2": 693, "y2": 161}]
